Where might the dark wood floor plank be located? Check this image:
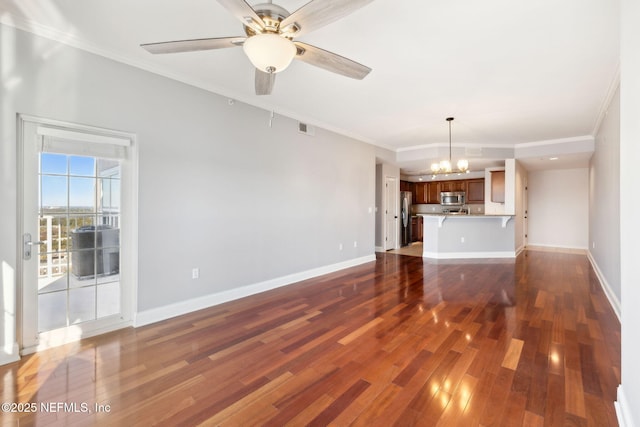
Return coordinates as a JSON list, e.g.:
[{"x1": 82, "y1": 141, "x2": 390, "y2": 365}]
[
  {"x1": 545, "y1": 373, "x2": 566, "y2": 426},
  {"x1": 526, "y1": 350, "x2": 550, "y2": 415},
  {"x1": 349, "y1": 383, "x2": 403, "y2": 427},
  {"x1": 307, "y1": 378, "x2": 370, "y2": 426},
  {"x1": 0, "y1": 250, "x2": 621, "y2": 426},
  {"x1": 500, "y1": 390, "x2": 528, "y2": 427},
  {"x1": 479, "y1": 366, "x2": 516, "y2": 426}
]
